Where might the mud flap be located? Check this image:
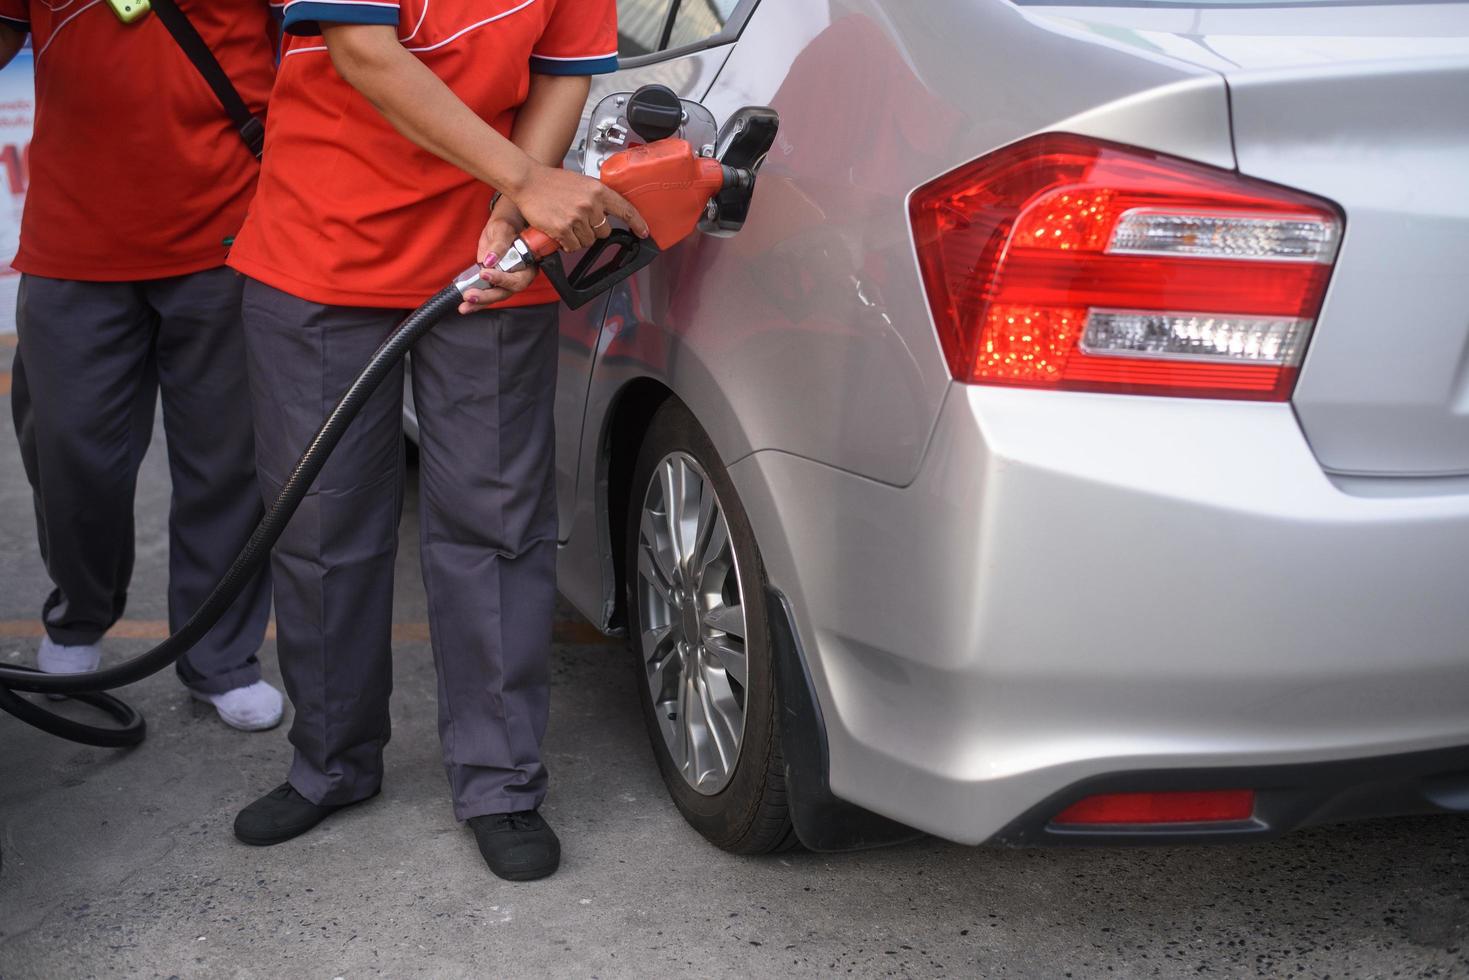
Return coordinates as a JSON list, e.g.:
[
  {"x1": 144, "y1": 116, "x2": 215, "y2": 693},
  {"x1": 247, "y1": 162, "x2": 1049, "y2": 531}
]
[{"x1": 766, "y1": 587, "x2": 924, "y2": 852}]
